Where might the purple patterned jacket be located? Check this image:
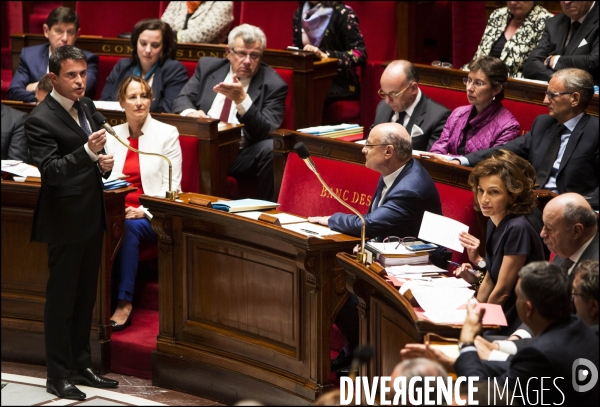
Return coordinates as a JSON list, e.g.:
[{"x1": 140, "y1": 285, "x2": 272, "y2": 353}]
[{"x1": 429, "y1": 100, "x2": 521, "y2": 156}]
